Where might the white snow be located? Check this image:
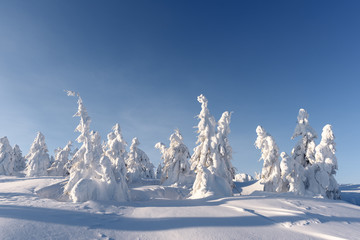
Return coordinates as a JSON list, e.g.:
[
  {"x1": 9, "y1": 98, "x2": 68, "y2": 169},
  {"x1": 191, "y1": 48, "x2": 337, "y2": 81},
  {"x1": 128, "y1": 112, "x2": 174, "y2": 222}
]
[{"x1": 1, "y1": 176, "x2": 360, "y2": 240}]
